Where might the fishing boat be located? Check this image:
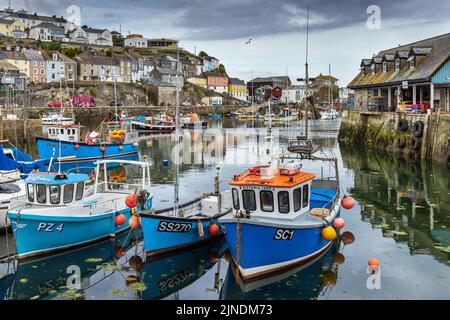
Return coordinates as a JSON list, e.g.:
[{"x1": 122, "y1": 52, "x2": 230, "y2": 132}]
[
  {"x1": 181, "y1": 113, "x2": 207, "y2": 129},
  {"x1": 140, "y1": 57, "x2": 232, "y2": 257},
  {"x1": 264, "y1": 109, "x2": 299, "y2": 122},
  {"x1": 41, "y1": 112, "x2": 74, "y2": 126},
  {"x1": 0, "y1": 144, "x2": 49, "y2": 231},
  {"x1": 130, "y1": 116, "x2": 177, "y2": 134},
  {"x1": 320, "y1": 109, "x2": 338, "y2": 120},
  {"x1": 36, "y1": 123, "x2": 139, "y2": 162},
  {"x1": 208, "y1": 113, "x2": 223, "y2": 119},
  {"x1": 7, "y1": 159, "x2": 153, "y2": 260}
]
